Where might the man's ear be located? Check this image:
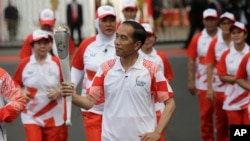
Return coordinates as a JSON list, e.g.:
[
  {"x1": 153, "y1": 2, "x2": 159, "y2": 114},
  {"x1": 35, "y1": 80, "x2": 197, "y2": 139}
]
[{"x1": 134, "y1": 41, "x2": 142, "y2": 51}]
